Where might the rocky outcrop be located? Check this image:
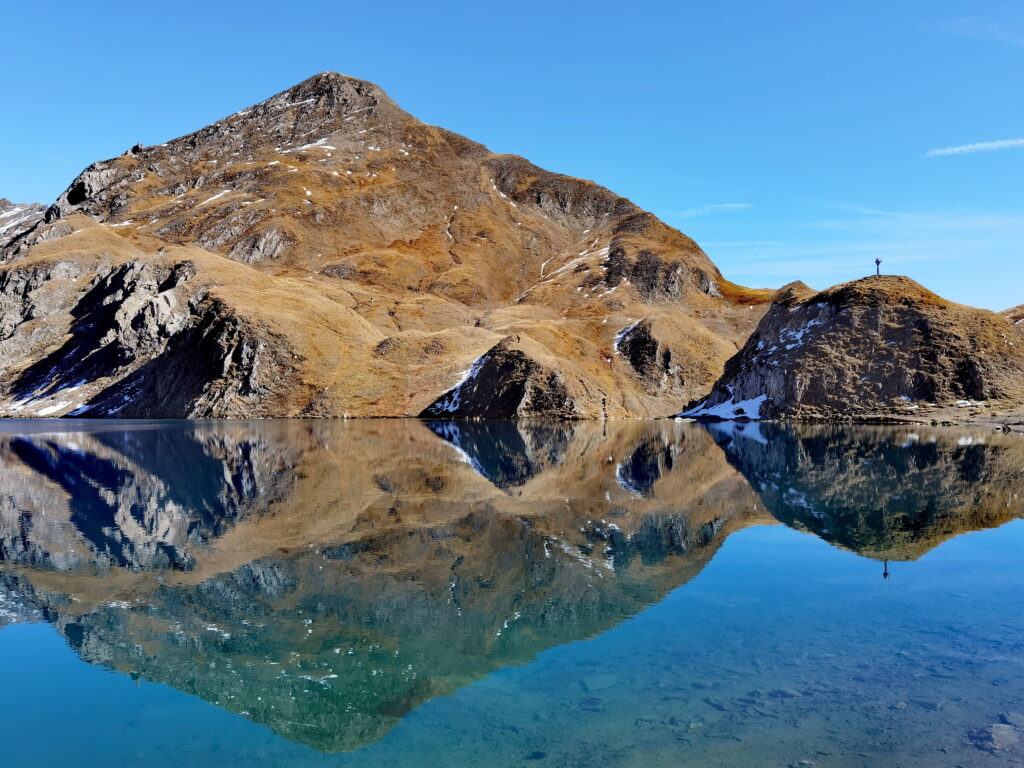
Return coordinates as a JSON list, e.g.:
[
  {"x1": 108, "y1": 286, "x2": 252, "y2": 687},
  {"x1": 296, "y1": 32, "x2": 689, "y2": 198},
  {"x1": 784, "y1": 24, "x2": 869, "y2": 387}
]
[
  {"x1": 0, "y1": 199, "x2": 45, "y2": 253},
  {"x1": 0, "y1": 72, "x2": 772, "y2": 419},
  {"x1": 0, "y1": 251, "x2": 298, "y2": 418},
  {"x1": 680, "y1": 276, "x2": 1024, "y2": 421},
  {"x1": 419, "y1": 337, "x2": 582, "y2": 418}
]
